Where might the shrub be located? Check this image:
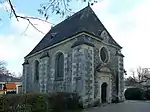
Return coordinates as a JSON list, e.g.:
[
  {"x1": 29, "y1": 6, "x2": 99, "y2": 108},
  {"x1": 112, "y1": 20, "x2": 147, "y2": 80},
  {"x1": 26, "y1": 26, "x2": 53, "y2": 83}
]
[
  {"x1": 3, "y1": 93, "x2": 49, "y2": 112},
  {"x1": 49, "y1": 92, "x2": 81, "y2": 111},
  {"x1": 0, "y1": 97, "x2": 4, "y2": 111},
  {"x1": 144, "y1": 89, "x2": 150, "y2": 100},
  {"x1": 111, "y1": 96, "x2": 119, "y2": 103},
  {"x1": 0, "y1": 92, "x2": 82, "y2": 112},
  {"x1": 124, "y1": 88, "x2": 143, "y2": 100}
]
